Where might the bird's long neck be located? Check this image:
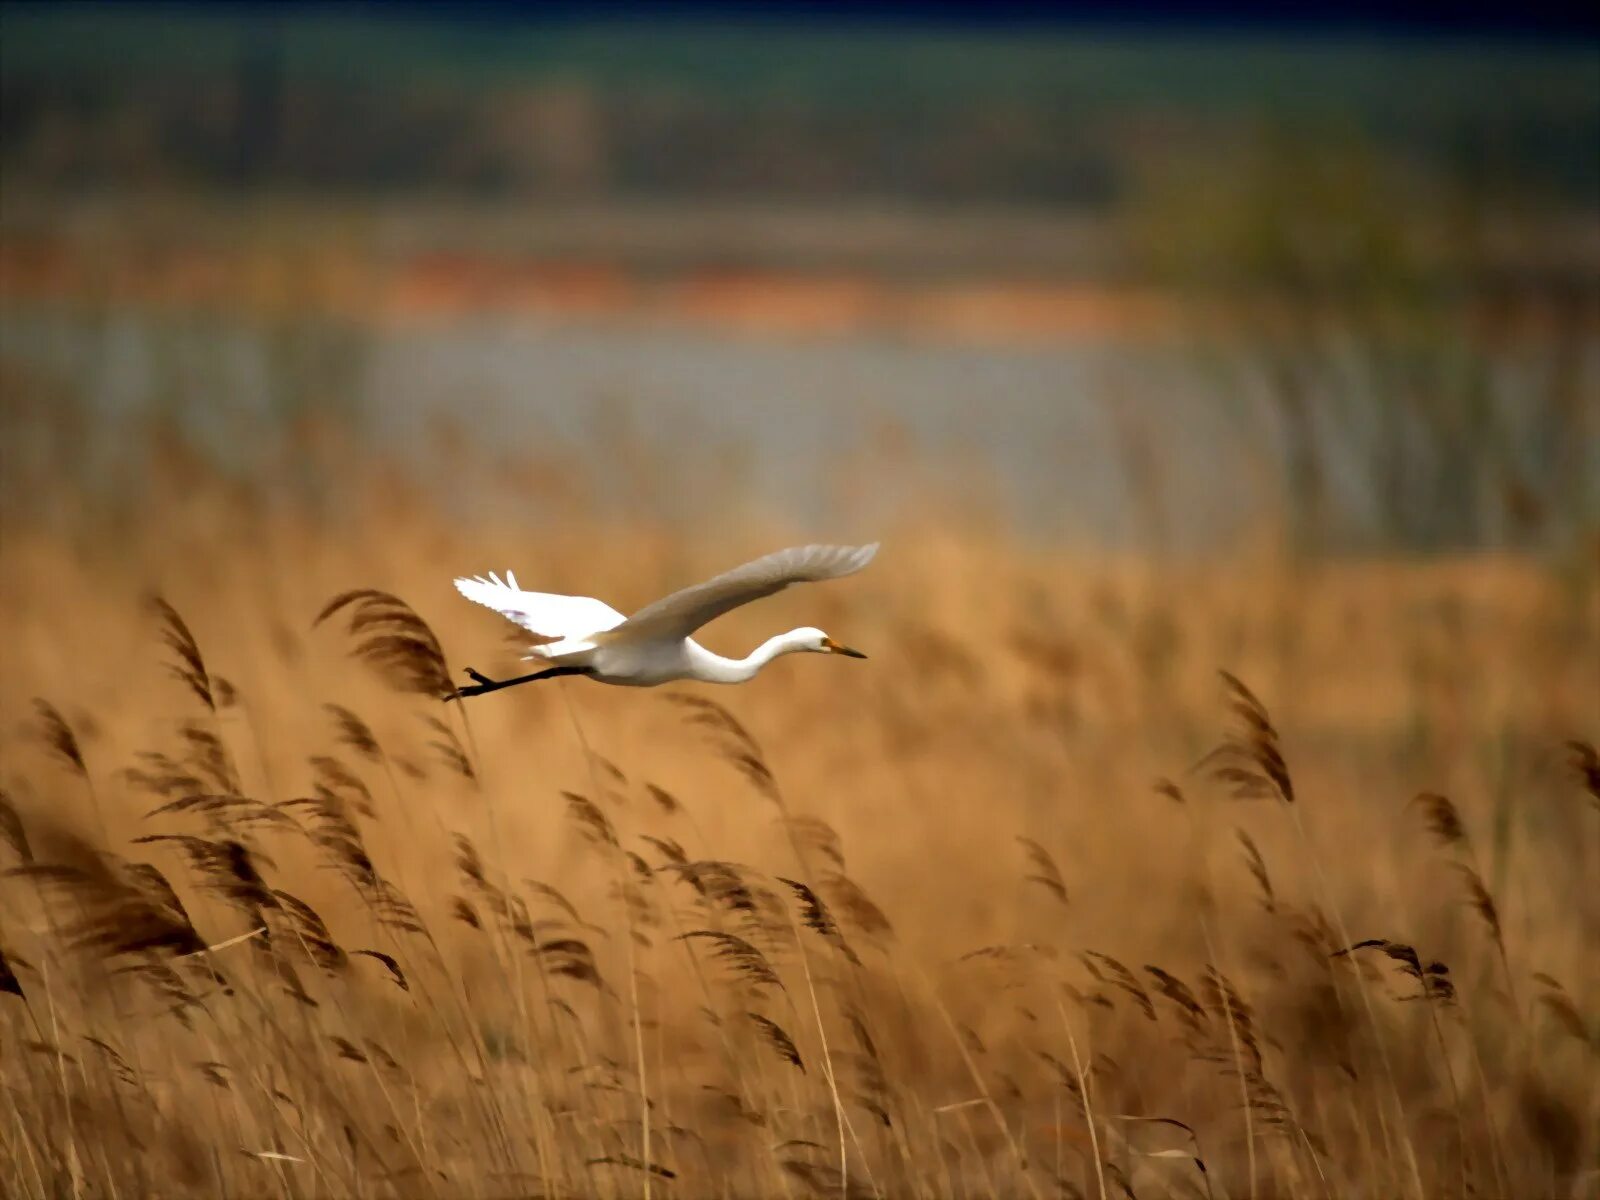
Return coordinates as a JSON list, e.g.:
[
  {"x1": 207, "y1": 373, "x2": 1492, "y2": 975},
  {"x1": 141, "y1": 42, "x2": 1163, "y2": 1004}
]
[{"x1": 693, "y1": 632, "x2": 806, "y2": 684}]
